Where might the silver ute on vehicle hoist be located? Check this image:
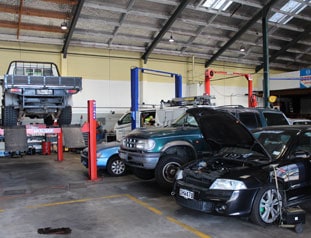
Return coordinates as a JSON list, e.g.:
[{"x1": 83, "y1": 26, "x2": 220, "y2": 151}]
[{"x1": 1, "y1": 61, "x2": 82, "y2": 126}]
